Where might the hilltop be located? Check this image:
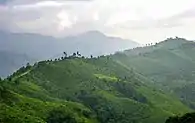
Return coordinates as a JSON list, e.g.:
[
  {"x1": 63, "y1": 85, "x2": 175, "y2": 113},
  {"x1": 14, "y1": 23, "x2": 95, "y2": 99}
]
[{"x1": 112, "y1": 37, "x2": 195, "y2": 109}]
